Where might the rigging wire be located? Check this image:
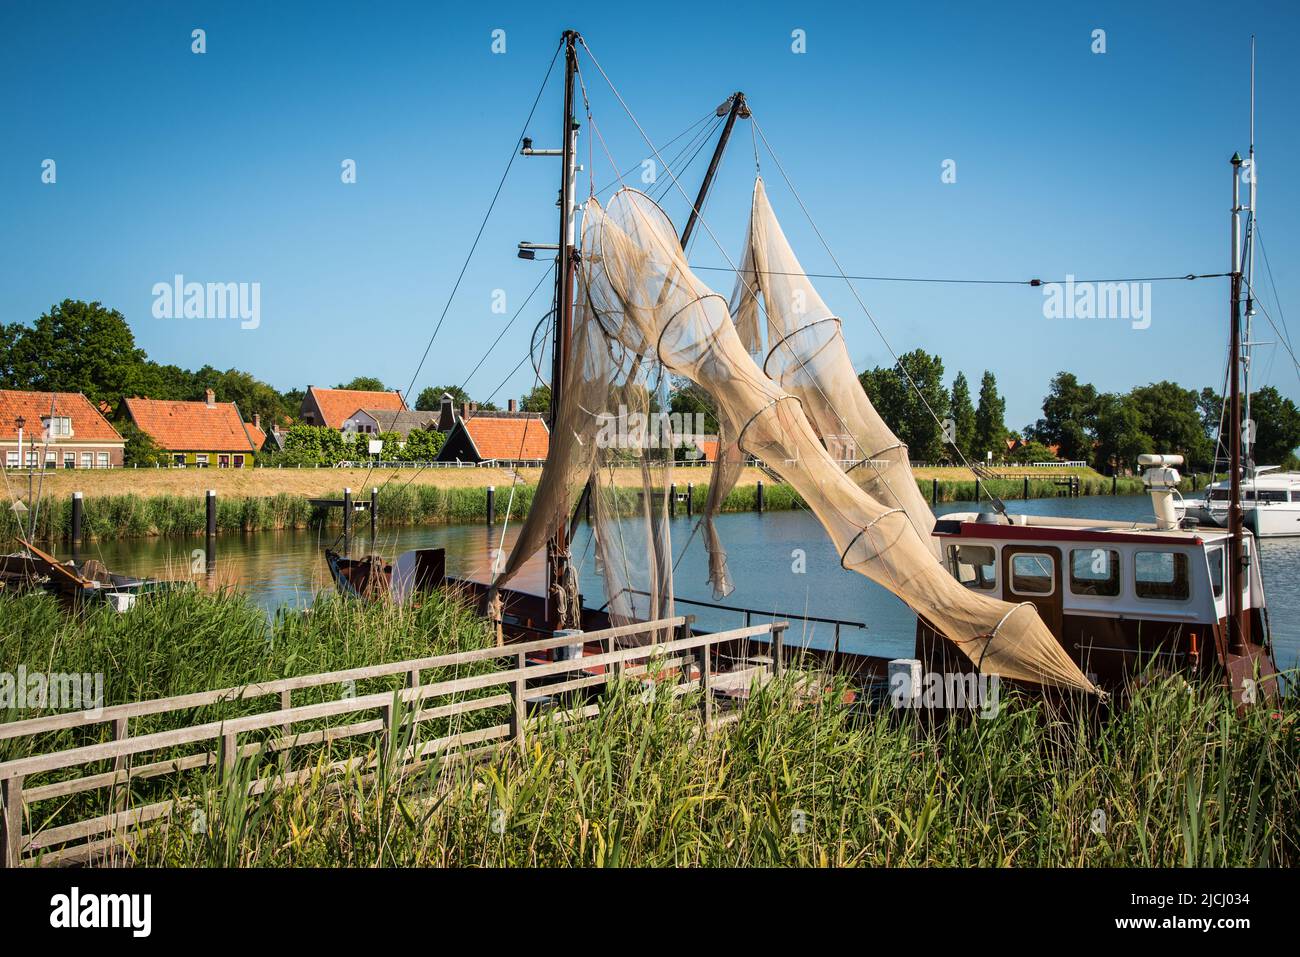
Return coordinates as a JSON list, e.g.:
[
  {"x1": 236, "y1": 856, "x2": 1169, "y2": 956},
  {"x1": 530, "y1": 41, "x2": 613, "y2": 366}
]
[
  {"x1": 457, "y1": 267, "x2": 553, "y2": 394},
  {"x1": 692, "y1": 265, "x2": 1231, "y2": 286}
]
